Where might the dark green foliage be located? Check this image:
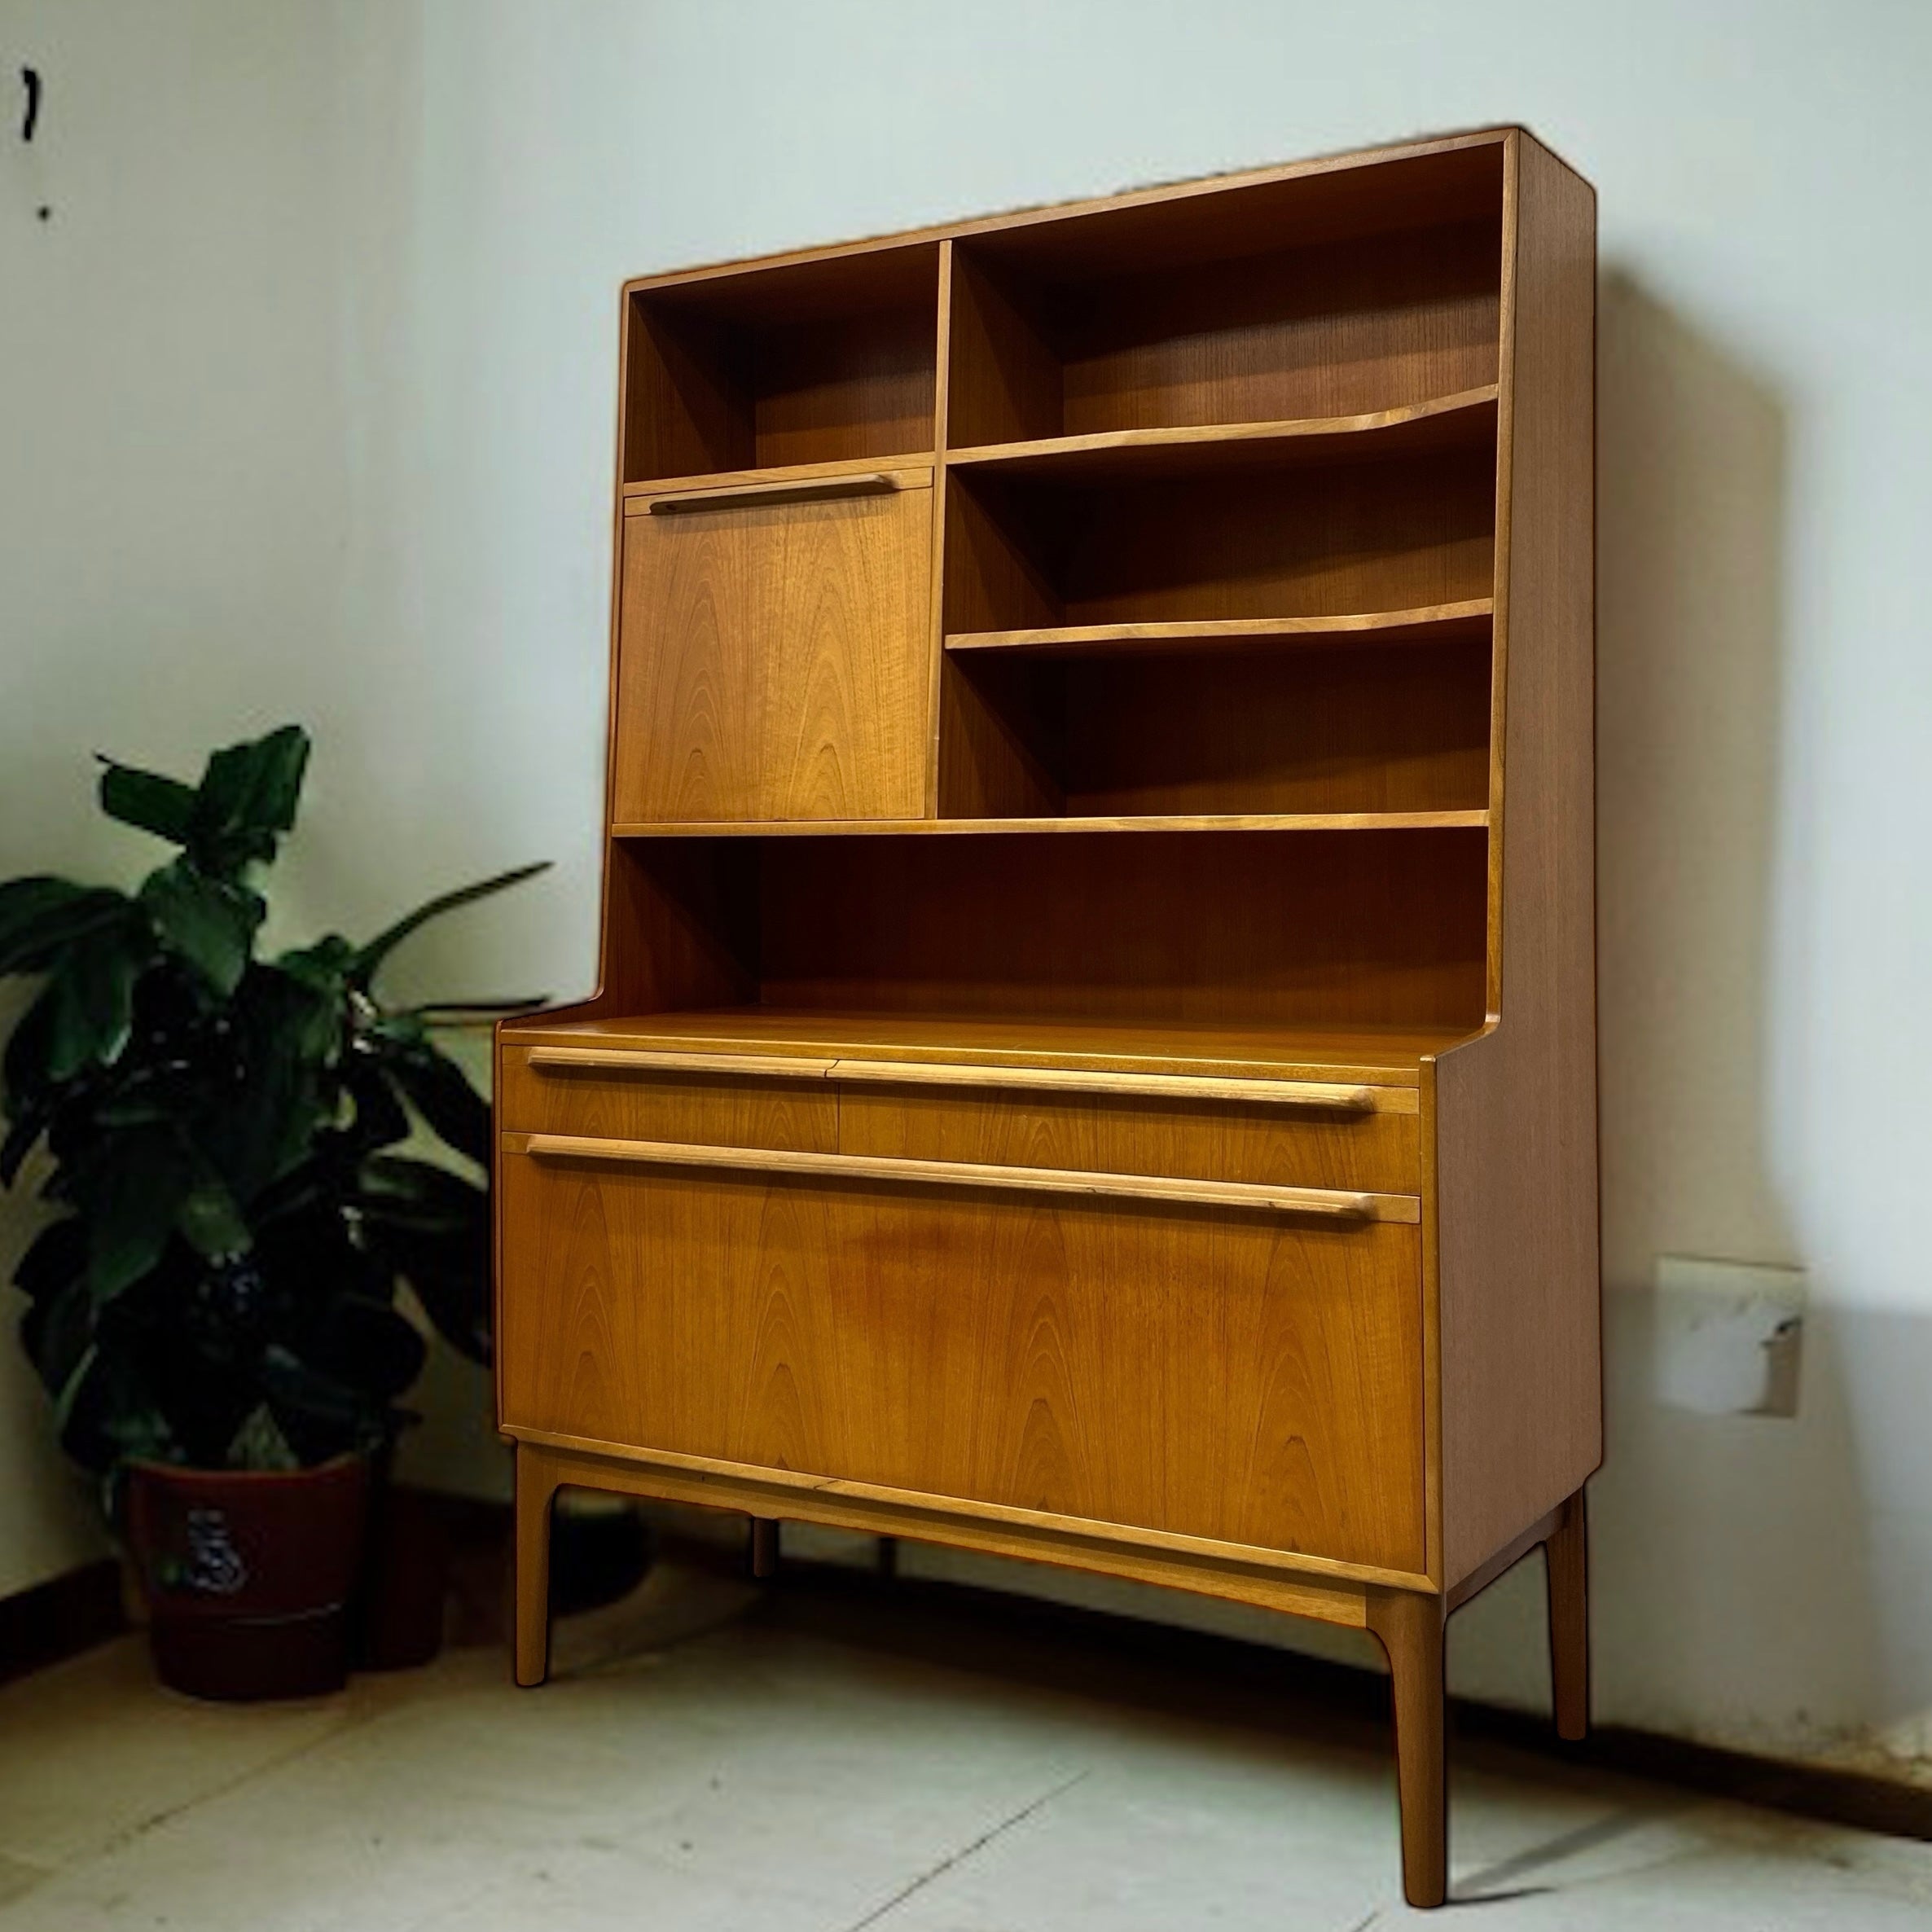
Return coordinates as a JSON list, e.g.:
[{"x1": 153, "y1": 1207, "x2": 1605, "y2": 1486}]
[{"x1": 1, "y1": 727, "x2": 547, "y2": 1478}]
